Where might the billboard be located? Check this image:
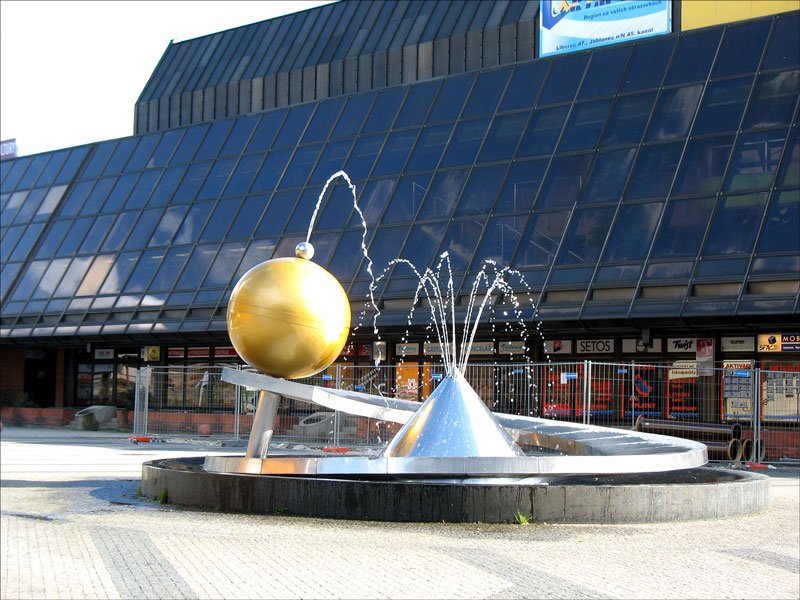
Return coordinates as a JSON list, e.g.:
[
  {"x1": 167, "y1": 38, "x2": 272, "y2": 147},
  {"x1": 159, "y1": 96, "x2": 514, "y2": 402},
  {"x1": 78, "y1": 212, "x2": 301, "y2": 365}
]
[{"x1": 539, "y1": 0, "x2": 672, "y2": 58}]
